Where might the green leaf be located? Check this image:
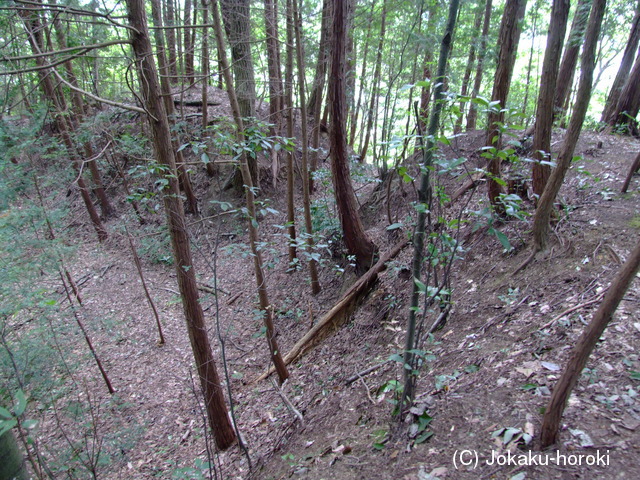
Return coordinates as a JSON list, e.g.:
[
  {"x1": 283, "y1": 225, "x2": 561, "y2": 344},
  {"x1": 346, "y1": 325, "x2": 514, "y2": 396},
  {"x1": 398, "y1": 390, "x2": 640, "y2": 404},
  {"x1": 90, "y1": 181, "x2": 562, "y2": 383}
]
[
  {"x1": 0, "y1": 406, "x2": 12, "y2": 420},
  {"x1": 494, "y1": 229, "x2": 513, "y2": 252},
  {"x1": 22, "y1": 419, "x2": 38, "y2": 429},
  {"x1": 0, "y1": 419, "x2": 17, "y2": 437},
  {"x1": 414, "y1": 430, "x2": 434, "y2": 444},
  {"x1": 201, "y1": 152, "x2": 210, "y2": 164},
  {"x1": 630, "y1": 371, "x2": 640, "y2": 381},
  {"x1": 14, "y1": 390, "x2": 26, "y2": 417},
  {"x1": 386, "y1": 222, "x2": 403, "y2": 231},
  {"x1": 414, "y1": 278, "x2": 427, "y2": 293}
]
